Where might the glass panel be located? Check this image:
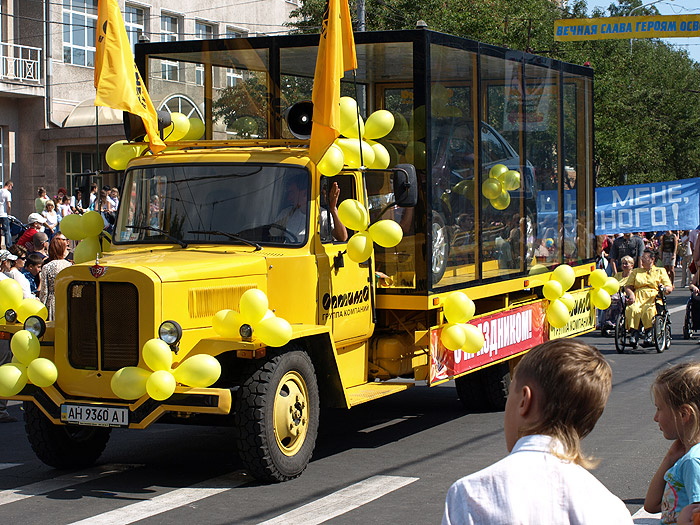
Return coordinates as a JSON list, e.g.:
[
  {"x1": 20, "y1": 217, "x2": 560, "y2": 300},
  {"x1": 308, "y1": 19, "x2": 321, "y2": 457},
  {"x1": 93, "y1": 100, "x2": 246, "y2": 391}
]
[
  {"x1": 74, "y1": 14, "x2": 85, "y2": 47},
  {"x1": 63, "y1": 13, "x2": 70, "y2": 43},
  {"x1": 73, "y1": 47, "x2": 85, "y2": 67}
]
